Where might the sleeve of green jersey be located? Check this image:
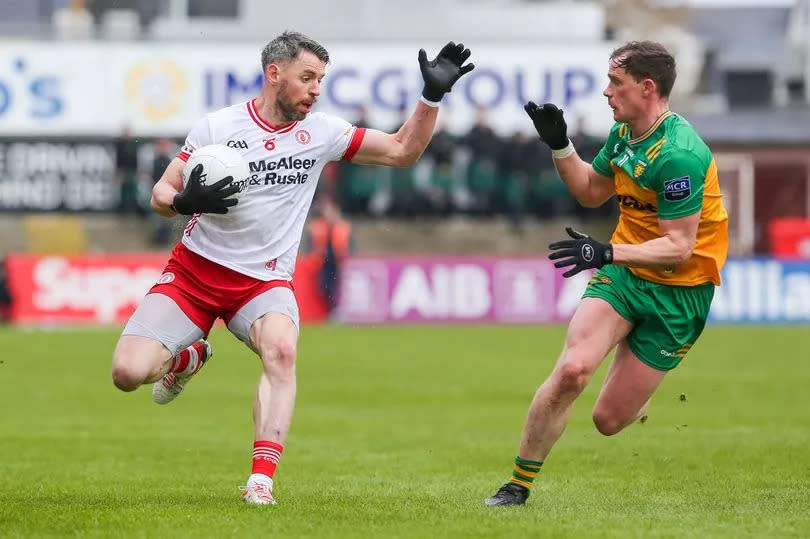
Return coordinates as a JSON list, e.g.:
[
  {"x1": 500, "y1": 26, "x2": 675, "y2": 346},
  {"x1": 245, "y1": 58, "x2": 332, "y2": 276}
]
[
  {"x1": 590, "y1": 124, "x2": 621, "y2": 177},
  {"x1": 653, "y1": 151, "x2": 706, "y2": 219}
]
